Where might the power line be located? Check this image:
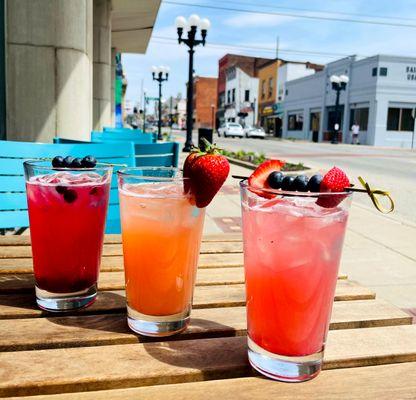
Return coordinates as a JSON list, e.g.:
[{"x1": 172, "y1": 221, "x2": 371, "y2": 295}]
[
  {"x1": 152, "y1": 36, "x2": 357, "y2": 59},
  {"x1": 205, "y1": 0, "x2": 416, "y2": 23},
  {"x1": 164, "y1": 1, "x2": 416, "y2": 29}
]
